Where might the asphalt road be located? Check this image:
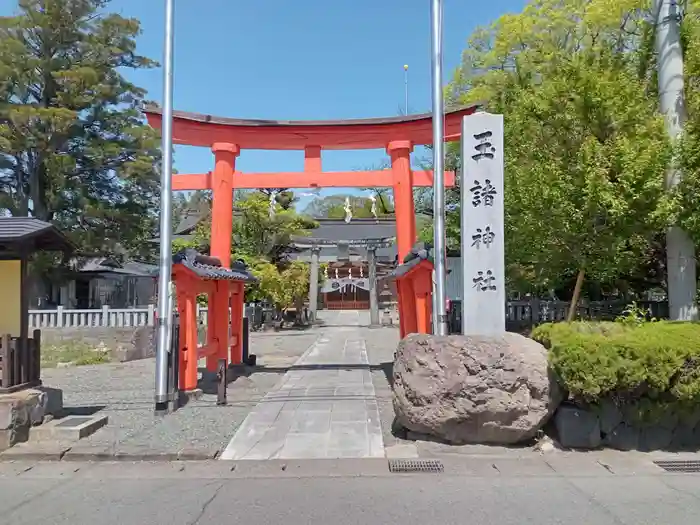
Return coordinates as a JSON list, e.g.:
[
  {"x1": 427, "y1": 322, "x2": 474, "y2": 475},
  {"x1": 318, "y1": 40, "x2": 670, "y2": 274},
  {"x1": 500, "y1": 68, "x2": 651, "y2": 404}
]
[{"x1": 1, "y1": 460, "x2": 699, "y2": 525}]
